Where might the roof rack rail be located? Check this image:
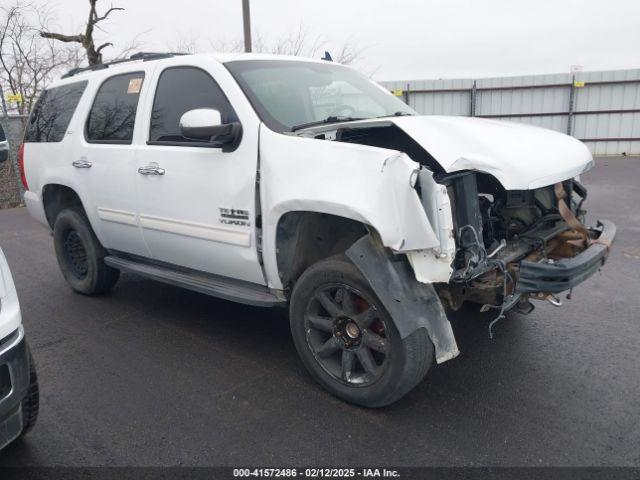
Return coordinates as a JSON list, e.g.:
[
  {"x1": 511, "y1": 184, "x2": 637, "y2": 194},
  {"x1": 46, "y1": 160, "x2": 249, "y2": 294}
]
[{"x1": 61, "y1": 51, "x2": 188, "y2": 79}]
